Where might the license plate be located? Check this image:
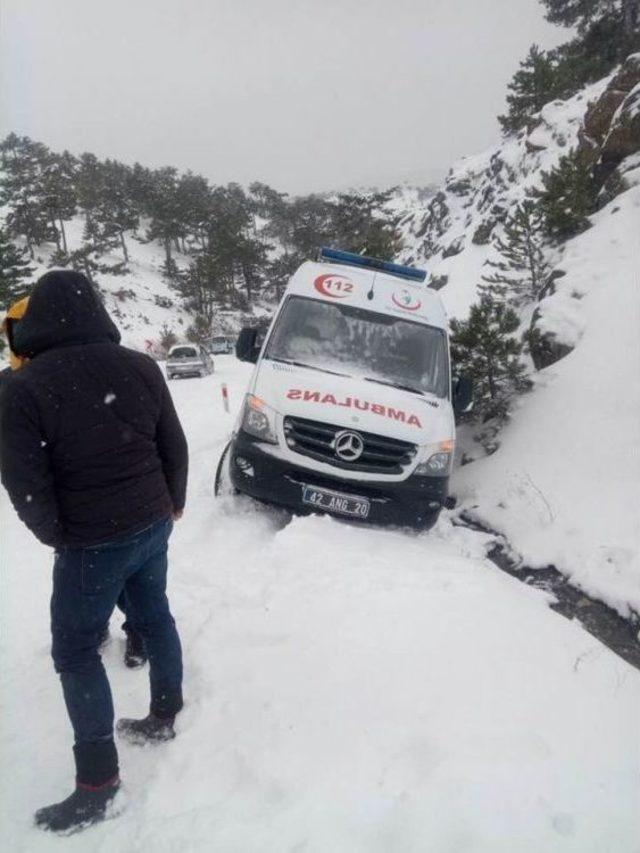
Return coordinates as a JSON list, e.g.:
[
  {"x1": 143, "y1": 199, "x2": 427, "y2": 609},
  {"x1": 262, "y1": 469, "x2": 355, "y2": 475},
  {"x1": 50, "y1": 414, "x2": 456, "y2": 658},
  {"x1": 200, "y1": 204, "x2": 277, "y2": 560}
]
[{"x1": 302, "y1": 486, "x2": 370, "y2": 519}]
